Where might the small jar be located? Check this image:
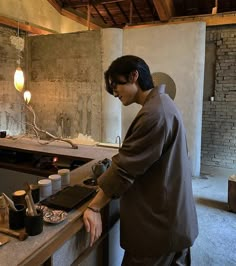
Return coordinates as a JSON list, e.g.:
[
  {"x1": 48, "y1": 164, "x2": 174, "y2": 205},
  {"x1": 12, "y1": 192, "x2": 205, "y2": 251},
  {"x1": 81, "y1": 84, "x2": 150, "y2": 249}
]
[
  {"x1": 58, "y1": 169, "x2": 70, "y2": 188},
  {"x1": 38, "y1": 179, "x2": 52, "y2": 199},
  {"x1": 49, "y1": 174, "x2": 61, "y2": 194}
]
